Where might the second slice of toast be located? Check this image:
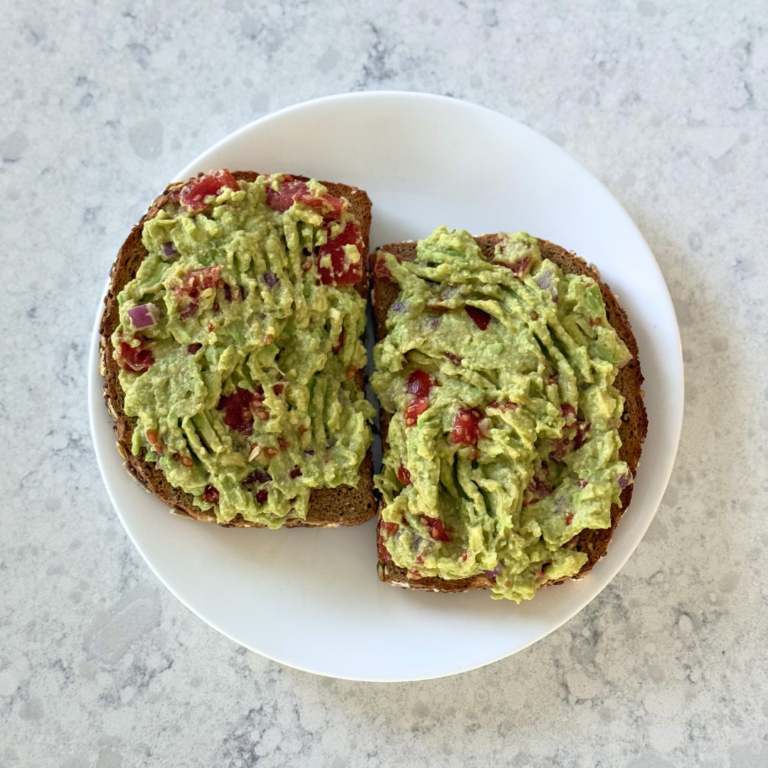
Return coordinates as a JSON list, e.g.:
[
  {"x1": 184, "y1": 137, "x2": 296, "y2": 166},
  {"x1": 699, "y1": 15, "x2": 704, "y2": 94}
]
[{"x1": 372, "y1": 235, "x2": 648, "y2": 592}]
